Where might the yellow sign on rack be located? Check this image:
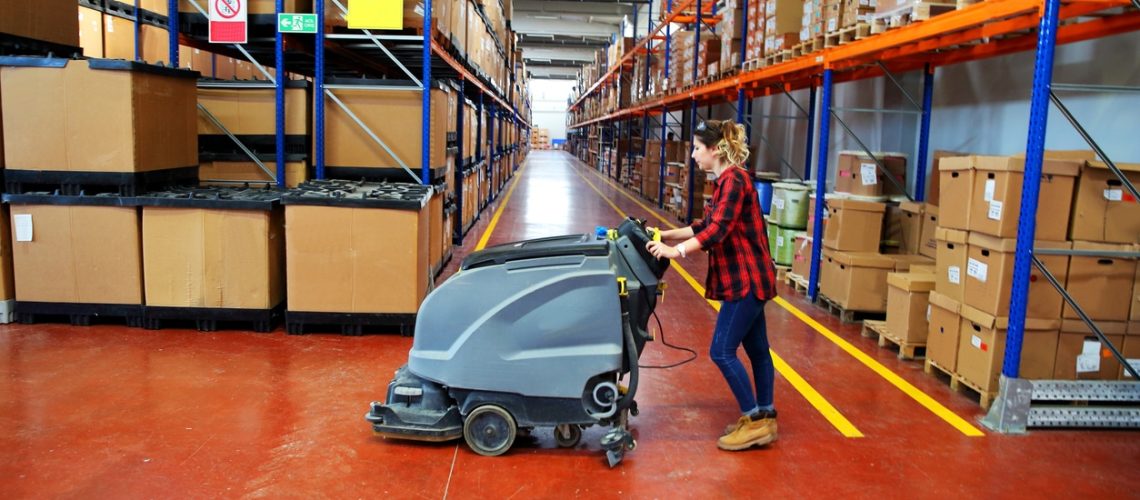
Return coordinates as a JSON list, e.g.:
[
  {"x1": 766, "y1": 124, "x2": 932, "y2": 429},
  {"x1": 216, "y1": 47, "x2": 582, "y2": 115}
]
[{"x1": 347, "y1": 0, "x2": 404, "y2": 30}]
